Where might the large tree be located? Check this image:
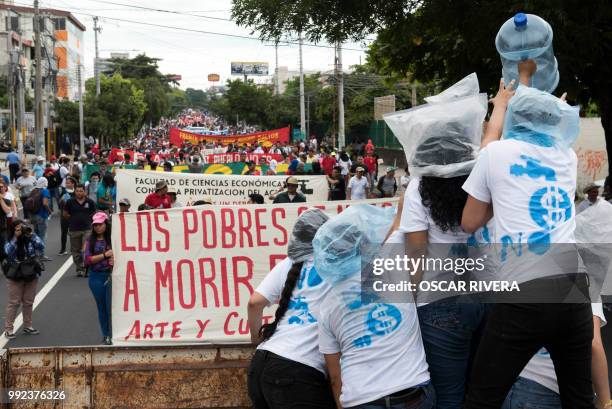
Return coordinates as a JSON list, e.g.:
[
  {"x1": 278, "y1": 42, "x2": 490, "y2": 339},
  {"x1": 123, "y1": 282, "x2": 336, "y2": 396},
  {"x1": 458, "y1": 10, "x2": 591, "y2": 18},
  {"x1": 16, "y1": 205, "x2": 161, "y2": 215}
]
[
  {"x1": 104, "y1": 54, "x2": 177, "y2": 126},
  {"x1": 232, "y1": 0, "x2": 612, "y2": 177},
  {"x1": 53, "y1": 99, "x2": 79, "y2": 136},
  {"x1": 84, "y1": 74, "x2": 146, "y2": 146}
]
